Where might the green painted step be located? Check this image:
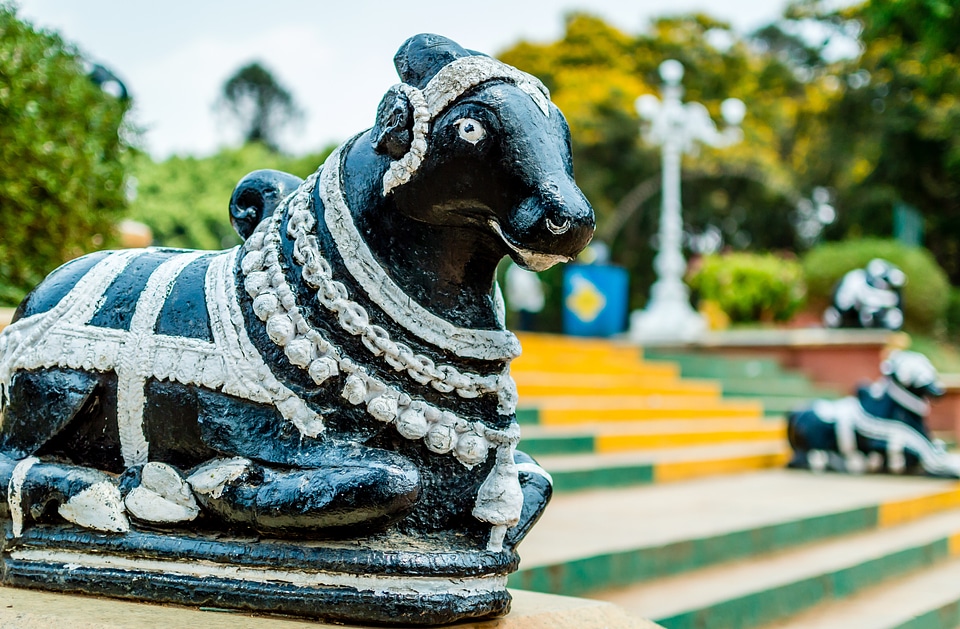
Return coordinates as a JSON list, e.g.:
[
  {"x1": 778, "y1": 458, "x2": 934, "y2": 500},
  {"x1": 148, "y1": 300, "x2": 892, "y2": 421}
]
[
  {"x1": 719, "y1": 378, "x2": 840, "y2": 398},
  {"x1": 511, "y1": 504, "x2": 874, "y2": 596},
  {"x1": 757, "y1": 554, "x2": 960, "y2": 629},
  {"x1": 596, "y1": 509, "x2": 960, "y2": 629},
  {"x1": 520, "y1": 433, "x2": 595, "y2": 456},
  {"x1": 517, "y1": 408, "x2": 539, "y2": 425},
  {"x1": 511, "y1": 470, "x2": 960, "y2": 598},
  {"x1": 659, "y1": 540, "x2": 950, "y2": 629},
  {"x1": 743, "y1": 396, "x2": 818, "y2": 416},
  {"x1": 533, "y1": 443, "x2": 785, "y2": 494},
  {"x1": 642, "y1": 350, "x2": 842, "y2": 415},
  {"x1": 643, "y1": 351, "x2": 784, "y2": 379}
]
